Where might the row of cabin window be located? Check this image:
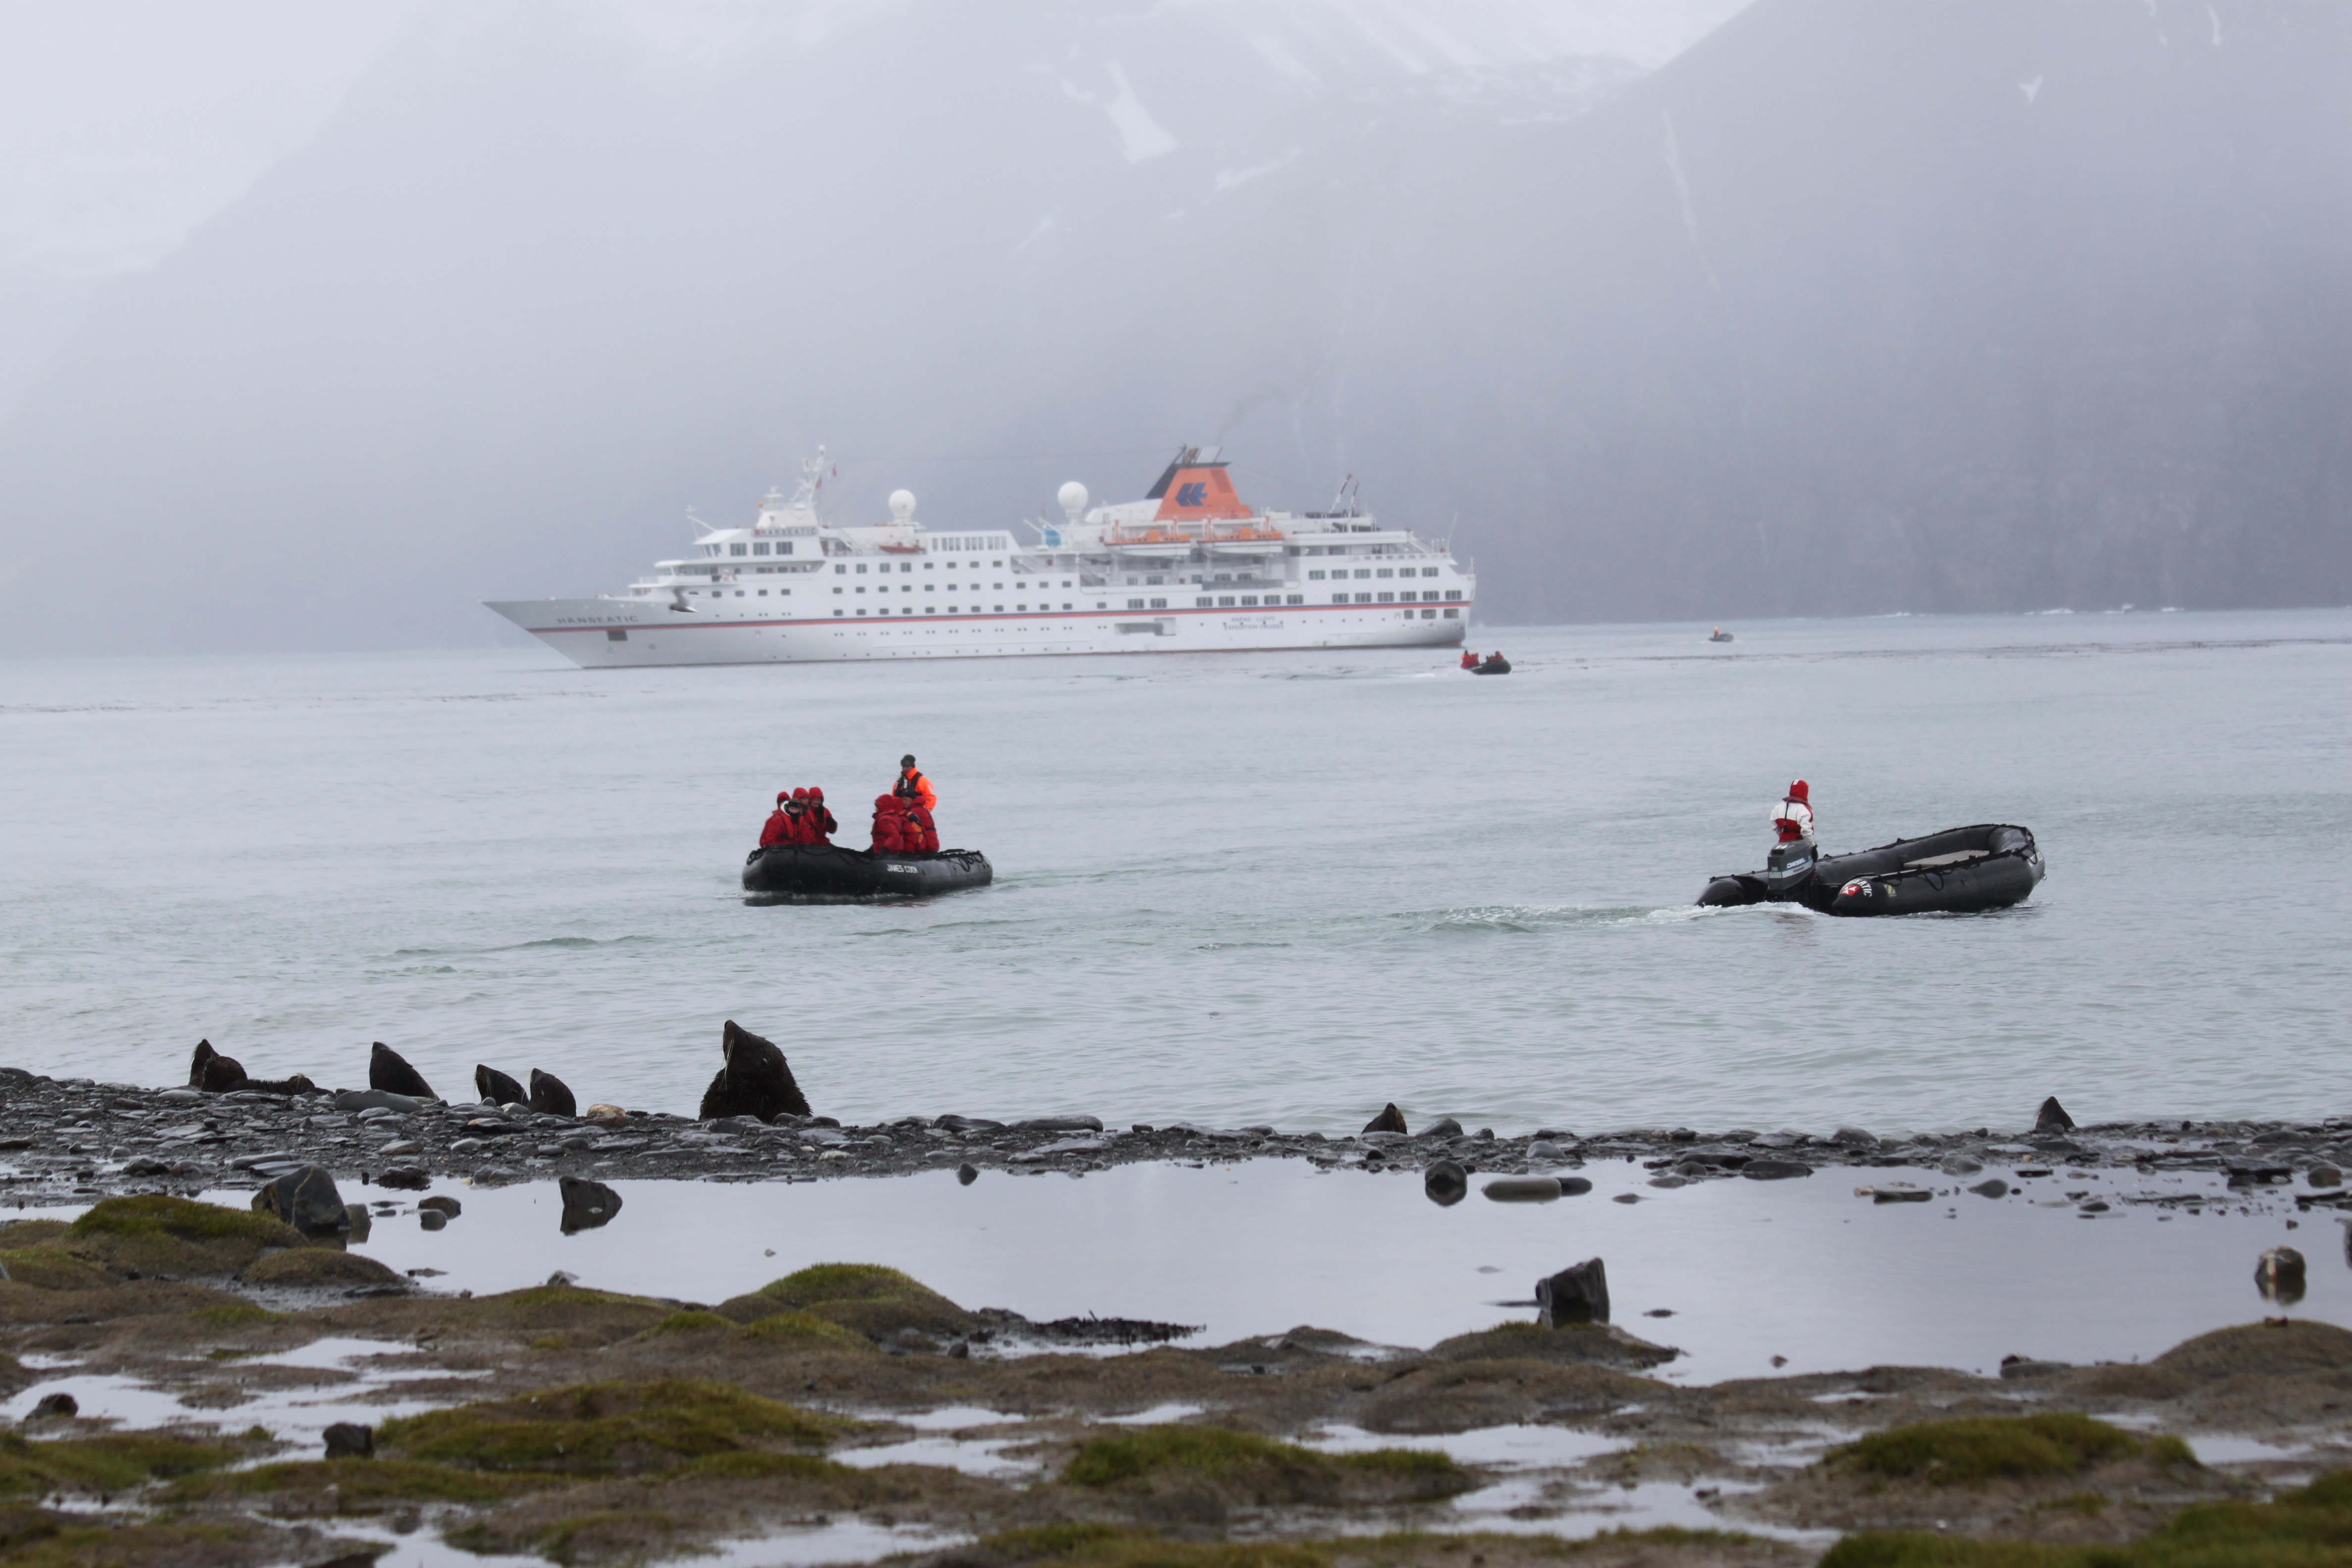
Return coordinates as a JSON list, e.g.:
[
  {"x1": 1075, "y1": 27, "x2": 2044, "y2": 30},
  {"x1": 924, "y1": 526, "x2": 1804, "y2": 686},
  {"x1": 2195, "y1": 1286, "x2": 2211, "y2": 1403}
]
[
  {"x1": 1307, "y1": 566, "x2": 1442, "y2": 580},
  {"x1": 725, "y1": 541, "x2": 795, "y2": 556},
  {"x1": 836, "y1": 605, "x2": 1078, "y2": 616},
  {"x1": 1182, "y1": 594, "x2": 1305, "y2": 608},
  {"x1": 840, "y1": 560, "x2": 1002, "y2": 573},
  {"x1": 1336, "y1": 590, "x2": 1462, "y2": 604}
]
